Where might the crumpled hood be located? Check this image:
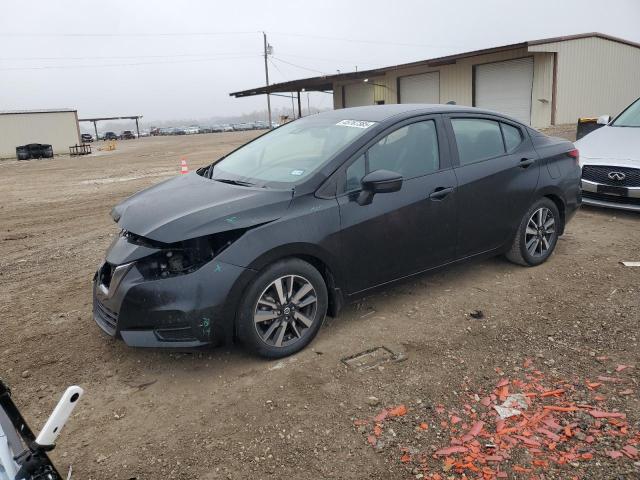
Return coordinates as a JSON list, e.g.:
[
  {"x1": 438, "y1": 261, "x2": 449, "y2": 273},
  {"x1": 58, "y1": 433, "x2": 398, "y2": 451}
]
[
  {"x1": 112, "y1": 172, "x2": 292, "y2": 243},
  {"x1": 575, "y1": 126, "x2": 640, "y2": 168}
]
